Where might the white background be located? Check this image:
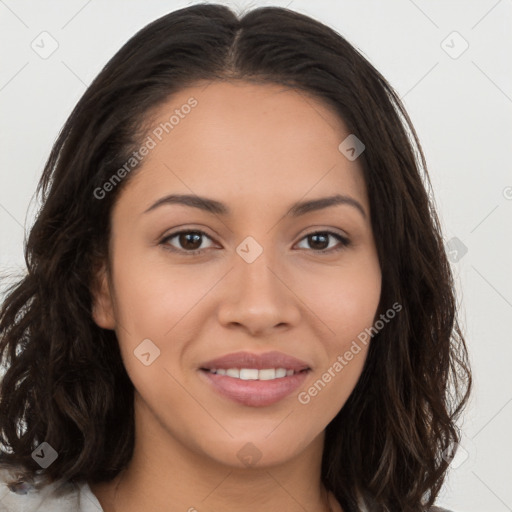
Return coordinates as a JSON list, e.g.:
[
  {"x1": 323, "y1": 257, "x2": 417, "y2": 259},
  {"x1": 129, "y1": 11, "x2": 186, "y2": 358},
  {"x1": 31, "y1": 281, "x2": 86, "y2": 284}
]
[{"x1": 1, "y1": 1, "x2": 511, "y2": 511}]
